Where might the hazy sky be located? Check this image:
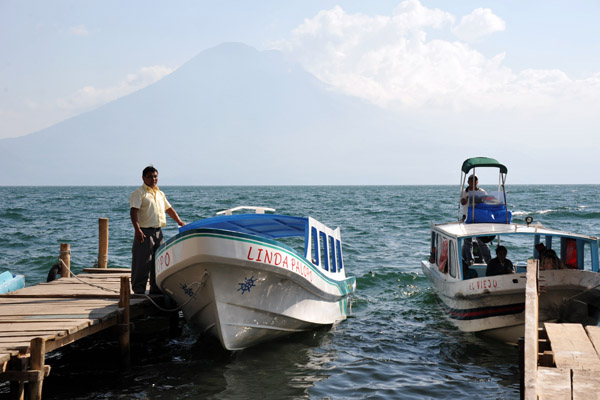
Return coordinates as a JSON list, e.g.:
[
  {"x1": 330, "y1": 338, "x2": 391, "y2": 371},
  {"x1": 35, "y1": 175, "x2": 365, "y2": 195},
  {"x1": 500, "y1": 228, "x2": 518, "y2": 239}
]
[{"x1": 2, "y1": 0, "x2": 600, "y2": 182}]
